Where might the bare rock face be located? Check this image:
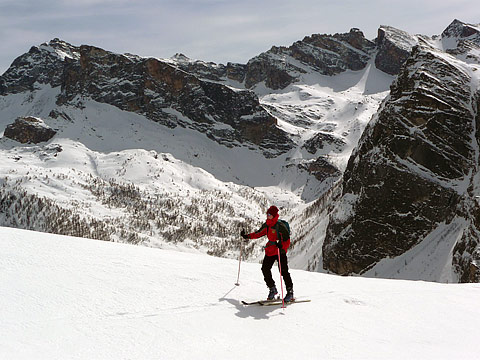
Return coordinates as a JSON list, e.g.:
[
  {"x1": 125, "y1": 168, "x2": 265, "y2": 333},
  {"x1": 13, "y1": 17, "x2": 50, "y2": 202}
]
[
  {"x1": 4, "y1": 117, "x2": 56, "y2": 144},
  {"x1": 303, "y1": 132, "x2": 346, "y2": 155},
  {"x1": 244, "y1": 51, "x2": 298, "y2": 90},
  {"x1": 295, "y1": 28, "x2": 376, "y2": 74},
  {"x1": 244, "y1": 28, "x2": 376, "y2": 89},
  {"x1": 0, "y1": 38, "x2": 78, "y2": 95},
  {"x1": 375, "y1": 26, "x2": 418, "y2": 75},
  {"x1": 58, "y1": 45, "x2": 293, "y2": 156},
  {"x1": 299, "y1": 157, "x2": 341, "y2": 182},
  {"x1": 442, "y1": 19, "x2": 480, "y2": 39},
  {"x1": 441, "y1": 19, "x2": 480, "y2": 64},
  {"x1": 323, "y1": 28, "x2": 480, "y2": 281},
  {"x1": 169, "y1": 53, "x2": 246, "y2": 83},
  {"x1": 452, "y1": 93, "x2": 480, "y2": 283}
]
